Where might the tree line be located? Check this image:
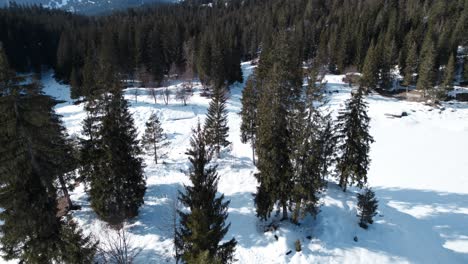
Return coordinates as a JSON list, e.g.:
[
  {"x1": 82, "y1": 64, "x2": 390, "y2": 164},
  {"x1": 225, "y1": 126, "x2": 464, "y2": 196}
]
[
  {"x1": 240, "y1": 31, "x2": 377, "y2": 225},
  {"x1": 1, "y1": 0, "x2": 467, "y2": 98}
]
